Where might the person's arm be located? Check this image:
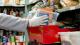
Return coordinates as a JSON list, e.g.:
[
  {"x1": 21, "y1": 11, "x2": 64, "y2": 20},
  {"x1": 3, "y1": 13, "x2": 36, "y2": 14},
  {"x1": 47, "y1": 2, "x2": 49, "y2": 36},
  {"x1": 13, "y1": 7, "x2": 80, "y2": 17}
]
[{"x1": 0, "y1": 13, "x2": 28, "y2": 32}]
